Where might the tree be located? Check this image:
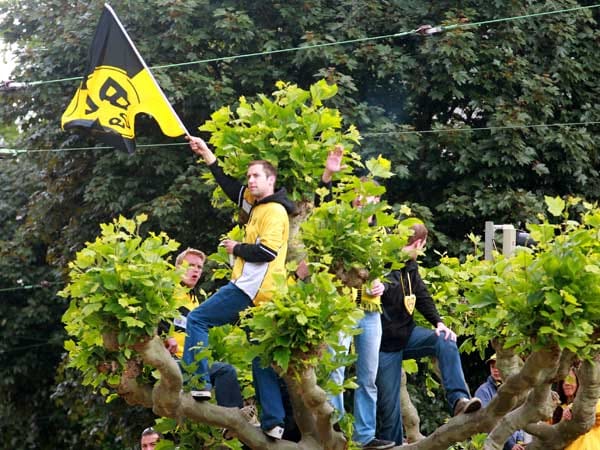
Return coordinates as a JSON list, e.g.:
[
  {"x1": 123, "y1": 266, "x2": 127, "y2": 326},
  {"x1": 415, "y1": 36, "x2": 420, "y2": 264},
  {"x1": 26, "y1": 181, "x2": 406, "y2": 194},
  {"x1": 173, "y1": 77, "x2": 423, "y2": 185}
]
[
  {"x1": 2, "y1": 0, "x2": 600, "y2": 448},
  {"x1": 59, "y1": 83, "x2": 600, "y2": 450}
]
